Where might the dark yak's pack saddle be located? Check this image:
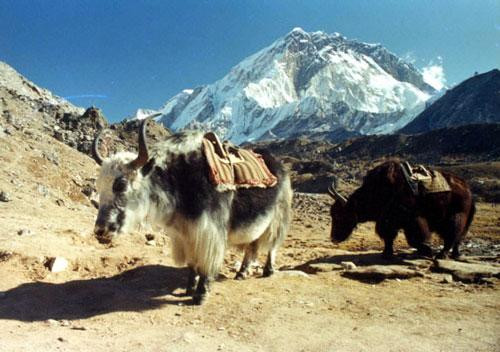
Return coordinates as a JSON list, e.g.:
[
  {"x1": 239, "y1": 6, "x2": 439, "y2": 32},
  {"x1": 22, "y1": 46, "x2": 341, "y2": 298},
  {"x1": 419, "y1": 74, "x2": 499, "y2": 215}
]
[
  {"x1": 202, "y1": 132, "x2": 278, "y2": 191},
  {"x1": 401, "y1": 161, "x2": 451, "y2": 196}
]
